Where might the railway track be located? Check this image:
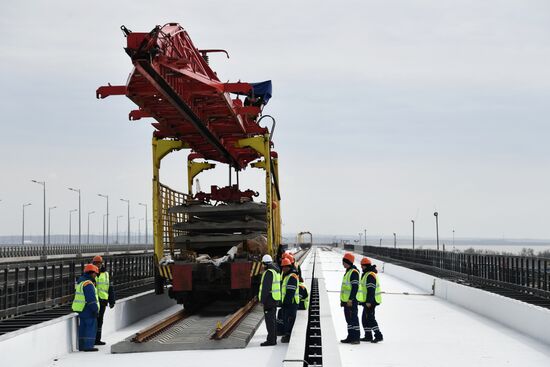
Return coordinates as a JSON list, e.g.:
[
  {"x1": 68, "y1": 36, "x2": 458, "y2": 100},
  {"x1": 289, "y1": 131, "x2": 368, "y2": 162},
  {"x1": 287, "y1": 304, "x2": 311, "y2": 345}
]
[{"x1": 115, "y1": 248, "x2": 311, "y2": 353}]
